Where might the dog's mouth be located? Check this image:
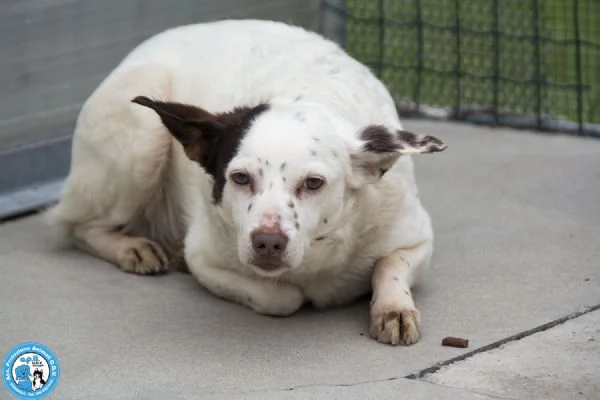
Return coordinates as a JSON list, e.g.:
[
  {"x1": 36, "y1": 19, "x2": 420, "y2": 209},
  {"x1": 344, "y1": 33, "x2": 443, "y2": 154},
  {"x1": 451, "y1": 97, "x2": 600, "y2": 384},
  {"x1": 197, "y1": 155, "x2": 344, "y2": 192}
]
[{"x1": 249, "y1": 257, "x2": 290, "y2": 275}]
